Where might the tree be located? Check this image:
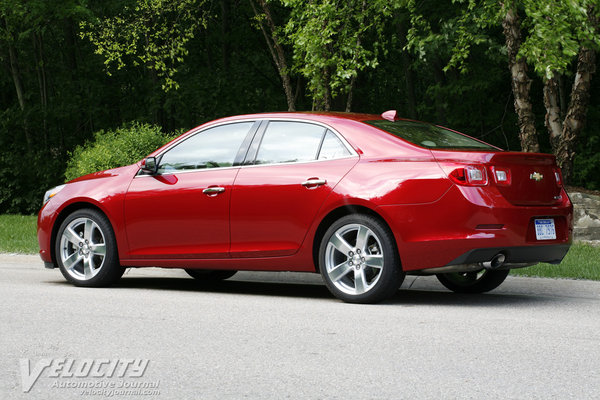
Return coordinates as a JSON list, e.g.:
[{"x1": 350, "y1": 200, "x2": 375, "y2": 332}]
[
  {"x1": 519, "y1": 1, "x2": 598, "y2": 181},
  {"x1": 80, "y1": 0, "x2": 209, "y2": 91},
  {"x1": 249, "y1": 0, "x2": 297, "y2": 111},
  {"x1": 282, "y1": 0, "x2": 395, "y2": 111},
  {"x1": 406, "y1": 0, "x2": 600, "y2": 182}
]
